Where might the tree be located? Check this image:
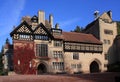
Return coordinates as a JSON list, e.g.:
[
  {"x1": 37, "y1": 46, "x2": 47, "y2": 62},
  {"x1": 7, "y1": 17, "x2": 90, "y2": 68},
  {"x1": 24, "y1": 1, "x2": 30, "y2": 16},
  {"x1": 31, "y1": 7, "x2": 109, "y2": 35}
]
[
  {"x1": 6, "y1": 38, "x2": 10, "y2": 44},
  {"x1": 117, "y1": 21, "x2": 120, "y2": 35},
  {"x1": 1, "y1": 46, "x2": 4, "y2": 54},
  {"x1": 72, "y1": 26, "x2": 83, "y2": 33},
  {"x1": 0, "y1": 52, "x2": 3, "y2": 75}
]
